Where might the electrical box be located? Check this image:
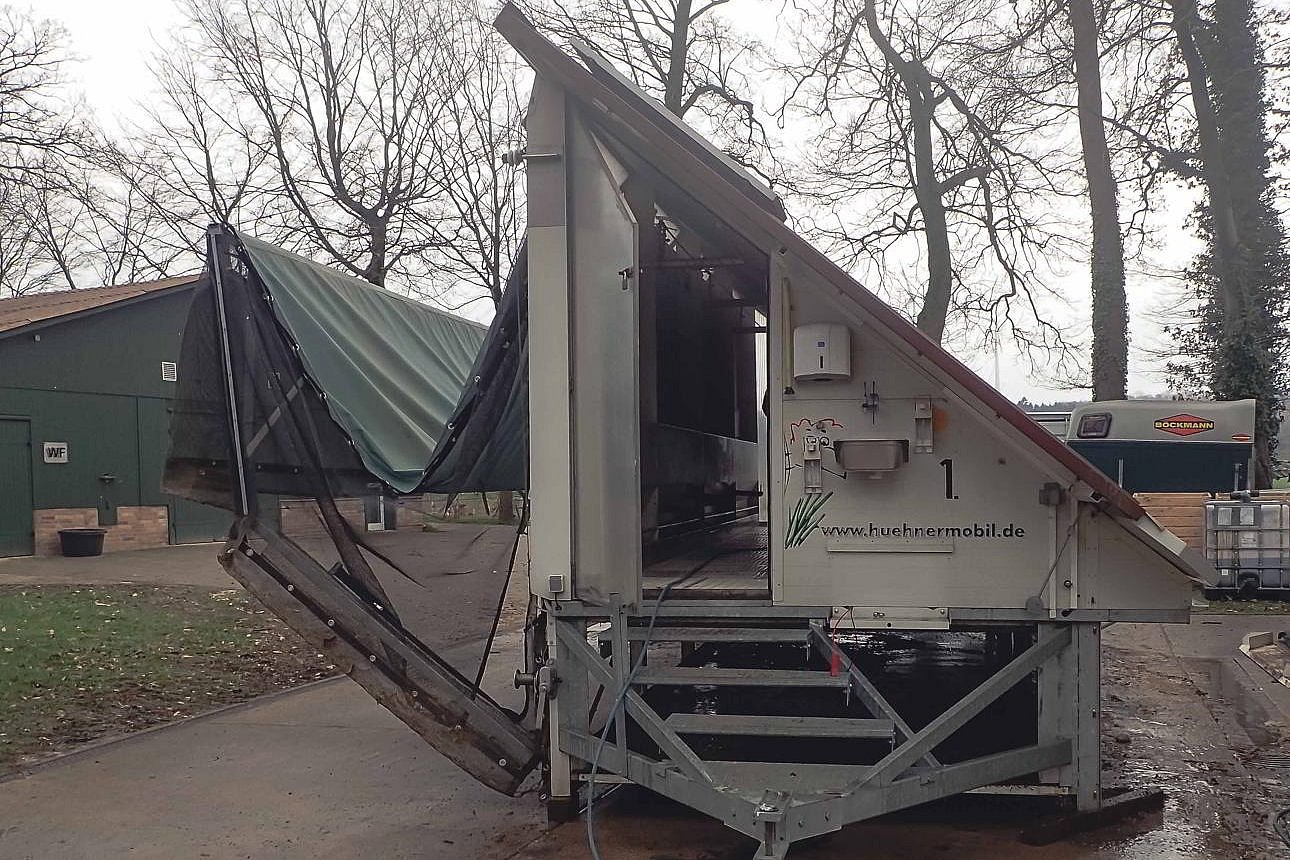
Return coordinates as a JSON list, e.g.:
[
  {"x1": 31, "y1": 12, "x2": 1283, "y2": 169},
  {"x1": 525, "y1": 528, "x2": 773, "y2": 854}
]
[{"x1": 793, "y1": 323, "x2": 851, "y2": 382}]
